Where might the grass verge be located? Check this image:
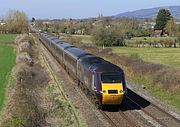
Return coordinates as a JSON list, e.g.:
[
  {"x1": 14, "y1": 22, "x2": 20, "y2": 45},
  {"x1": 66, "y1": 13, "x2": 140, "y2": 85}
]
[
  {"x1": 0, "y1": 34, "x2": 18, "y2": 44},
  {"x1": 0, "y1": 46, "x2": 16, "y2": 111},
  {"x1": 127, "y1": 72, "x2": 180, "y2": 109}
]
